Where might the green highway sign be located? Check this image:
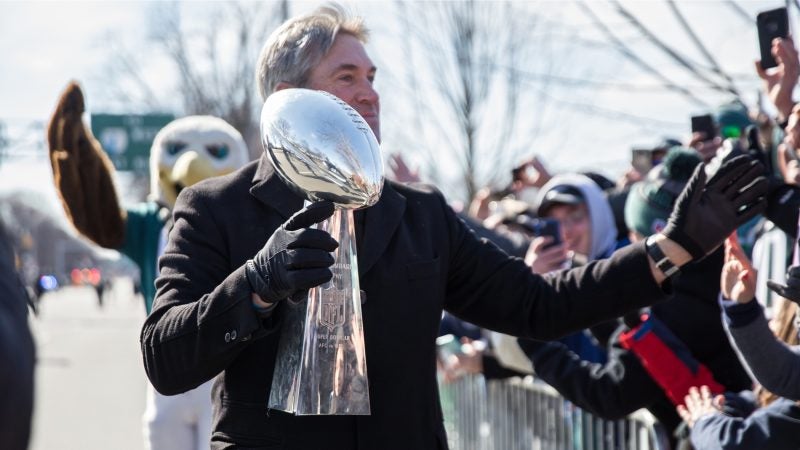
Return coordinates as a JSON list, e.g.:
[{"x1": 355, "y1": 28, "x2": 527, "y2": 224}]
[{"x1": 91, "y1": 113, "x2": 174, "y2": 172}]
